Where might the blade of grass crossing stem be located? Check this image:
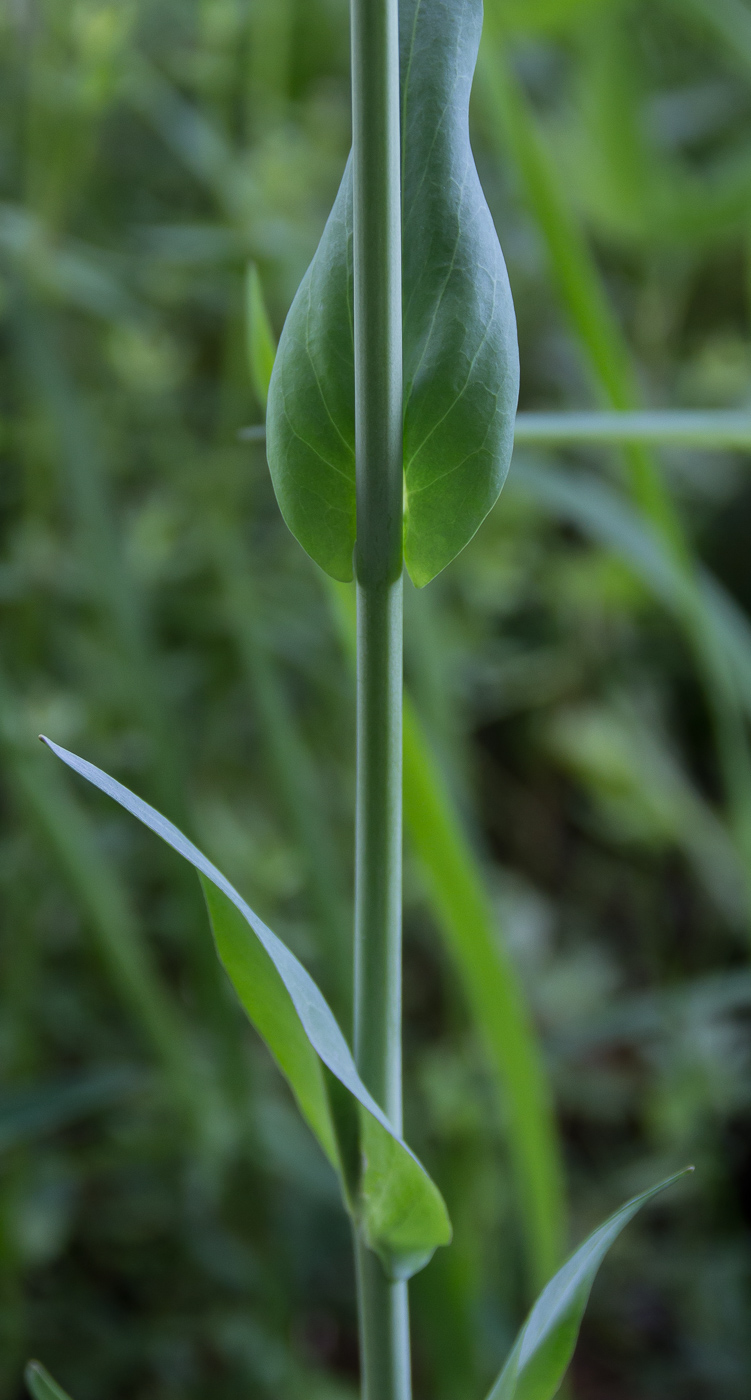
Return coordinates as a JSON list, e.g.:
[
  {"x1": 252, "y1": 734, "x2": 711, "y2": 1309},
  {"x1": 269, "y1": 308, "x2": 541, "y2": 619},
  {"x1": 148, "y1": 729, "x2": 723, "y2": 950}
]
[
  {"x1": 239, "y1": 412, "x2": 751, "y2": 451},
  {"x1": 40, "y1": 735, "x2": 451, "y2": 1283},
  {"x1": 327, "y1": 578, "x2": 565, "y2": 1292},
  {"x1": 486, "y1": 1169, "x2": 692, "y2": 1400},
  {"x1": 476, "y1": 39, "x2": 751, "y2": 932}
]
